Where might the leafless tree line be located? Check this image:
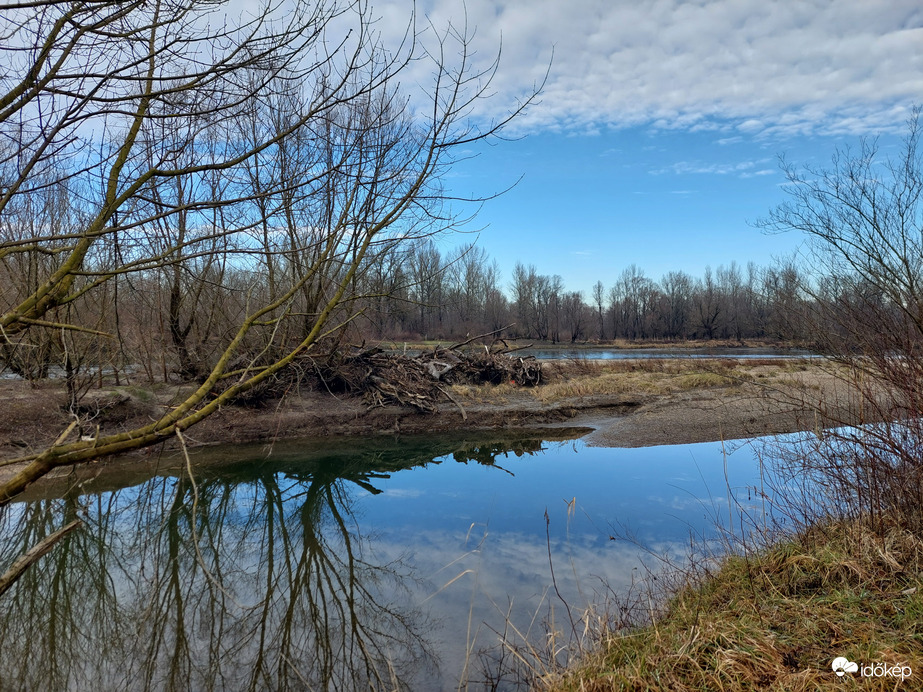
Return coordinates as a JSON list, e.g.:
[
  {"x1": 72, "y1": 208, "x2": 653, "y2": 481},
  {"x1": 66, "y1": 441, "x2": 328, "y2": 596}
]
[
  {"x1": 340, "y1": 245, "x2": 812, "y2": 344},
  {"x1": 512, "y1": 260, "x2": 806, "y2": 343}
]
